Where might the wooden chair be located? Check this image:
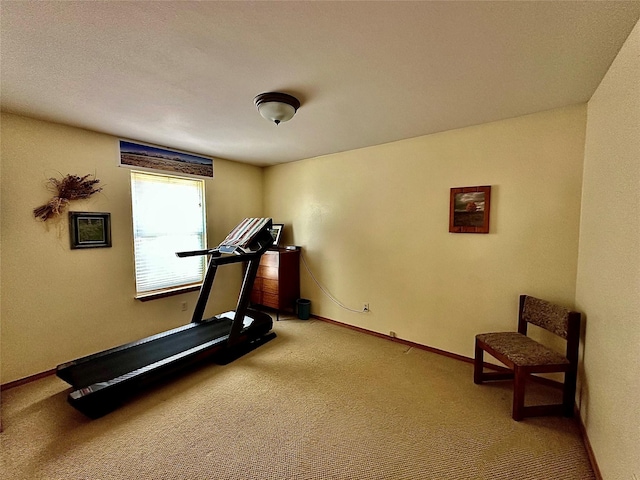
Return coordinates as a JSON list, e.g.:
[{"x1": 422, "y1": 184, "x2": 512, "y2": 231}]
[{"x1": 473, "y1": 295, "x2": 581, "y2": 421}]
